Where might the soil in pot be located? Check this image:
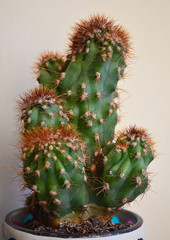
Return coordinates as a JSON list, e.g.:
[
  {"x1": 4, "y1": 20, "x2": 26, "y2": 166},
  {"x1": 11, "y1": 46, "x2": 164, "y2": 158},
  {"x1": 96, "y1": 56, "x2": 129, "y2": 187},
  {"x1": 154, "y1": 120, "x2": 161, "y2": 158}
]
[{"x1": 22, "y1": 214, "x2": 133, "y2": 237}]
